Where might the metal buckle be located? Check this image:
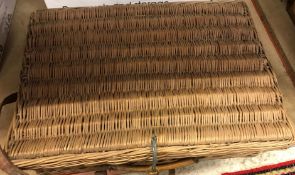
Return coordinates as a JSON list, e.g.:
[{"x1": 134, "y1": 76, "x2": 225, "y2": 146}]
[{"x1": 148, "y1": 131, "x2": 159, "y2": 175}]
